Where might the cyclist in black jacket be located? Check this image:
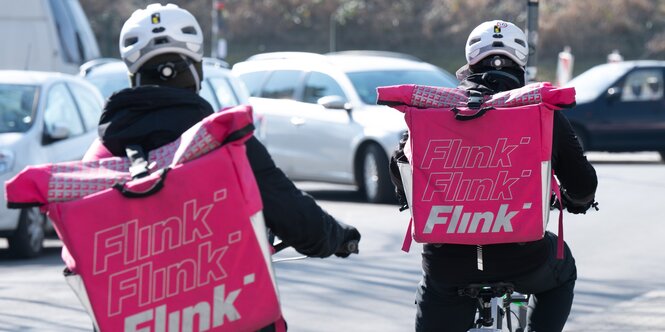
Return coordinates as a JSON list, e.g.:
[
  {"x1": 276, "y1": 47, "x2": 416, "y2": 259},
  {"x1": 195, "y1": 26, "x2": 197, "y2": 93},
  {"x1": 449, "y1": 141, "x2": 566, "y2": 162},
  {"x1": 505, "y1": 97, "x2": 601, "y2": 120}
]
[
  {"x1": 84, "y1": 4, "x2": 360, "y2": 331},
  {"x1": 388, "y1": 20, "x2": 597, "y2": 332}
]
